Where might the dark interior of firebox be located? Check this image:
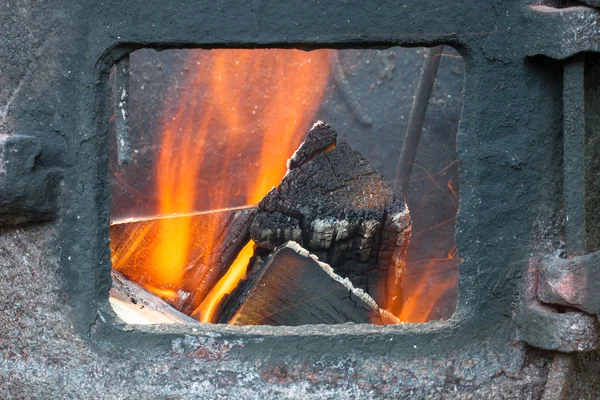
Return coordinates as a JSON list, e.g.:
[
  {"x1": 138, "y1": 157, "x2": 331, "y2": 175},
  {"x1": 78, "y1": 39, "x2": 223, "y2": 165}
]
[{"x1": 107, "y1": 47, "x2": 463, "y2": 326}]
